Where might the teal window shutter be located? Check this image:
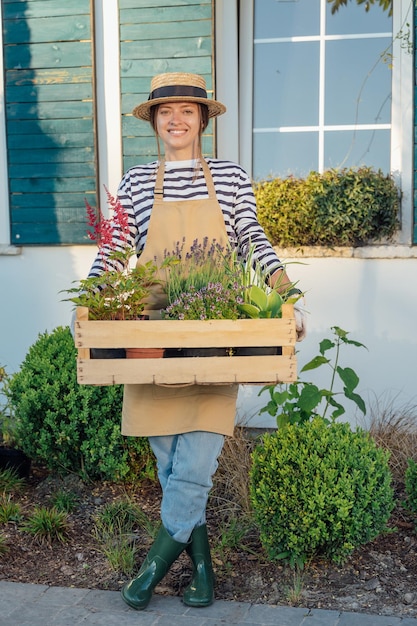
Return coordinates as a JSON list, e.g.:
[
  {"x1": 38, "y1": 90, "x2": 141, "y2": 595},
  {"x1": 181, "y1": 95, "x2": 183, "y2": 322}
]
[
  {"x1": 119, "y1": 0, "x2": 215, "y2": 171},
  {"x1": 3, "y1": 0, "x2": 97, "y2": 245}
]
